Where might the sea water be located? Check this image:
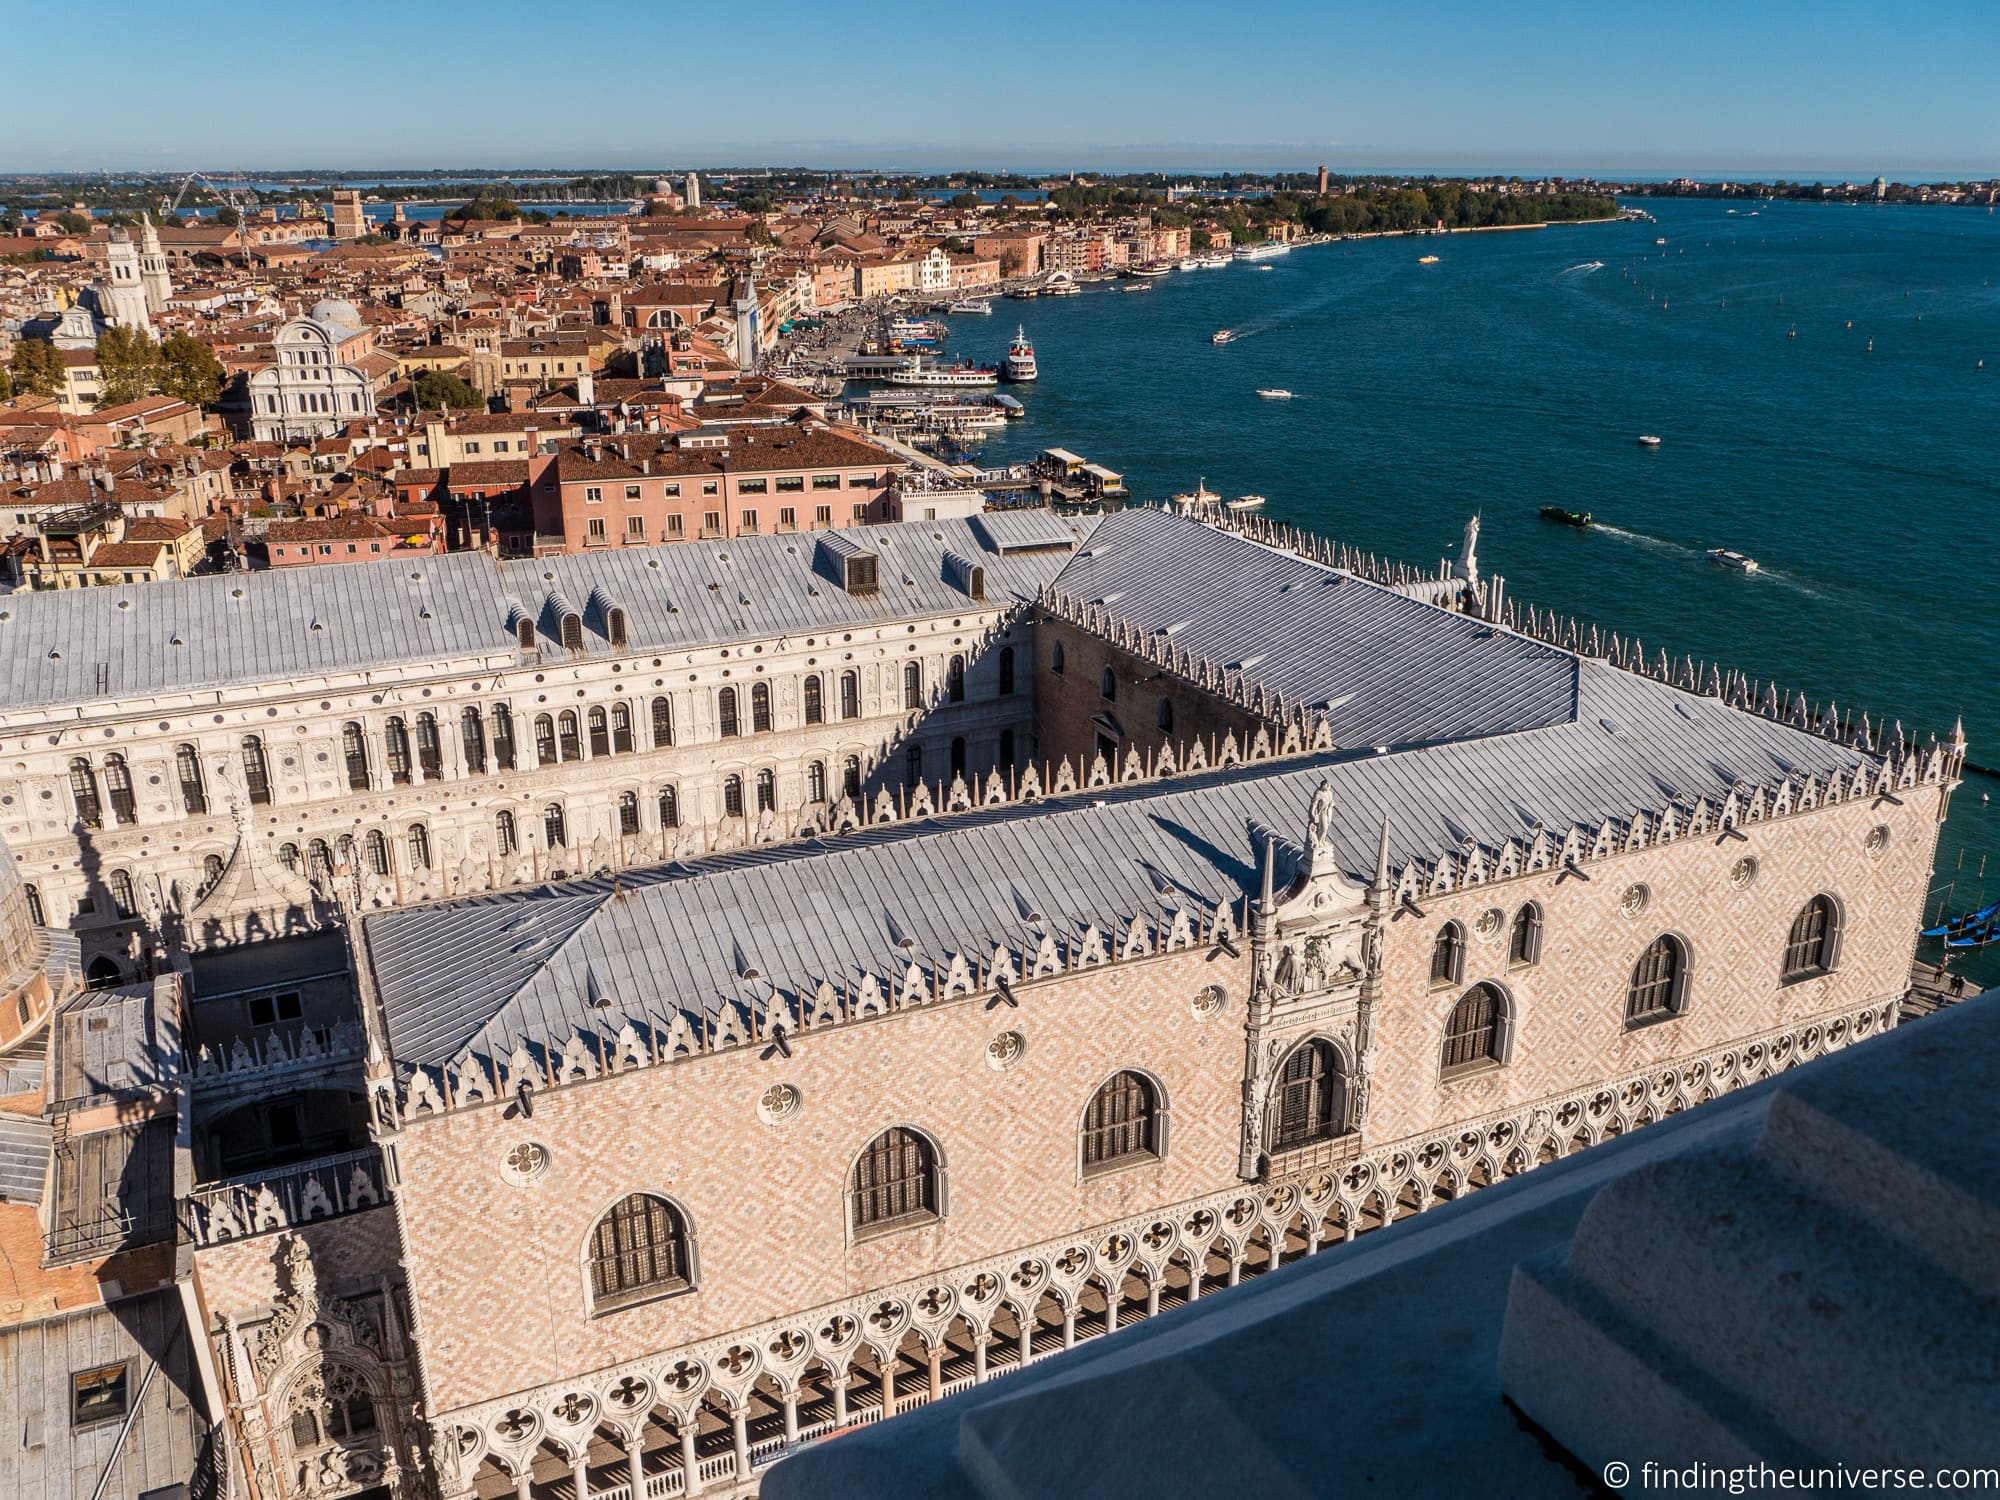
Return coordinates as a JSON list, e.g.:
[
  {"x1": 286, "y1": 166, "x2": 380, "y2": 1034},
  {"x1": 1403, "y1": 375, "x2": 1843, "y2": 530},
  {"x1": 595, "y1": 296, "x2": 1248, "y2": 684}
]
[{"x1": 948, "y1": 199, "x2": 2000, "y2": 980}]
